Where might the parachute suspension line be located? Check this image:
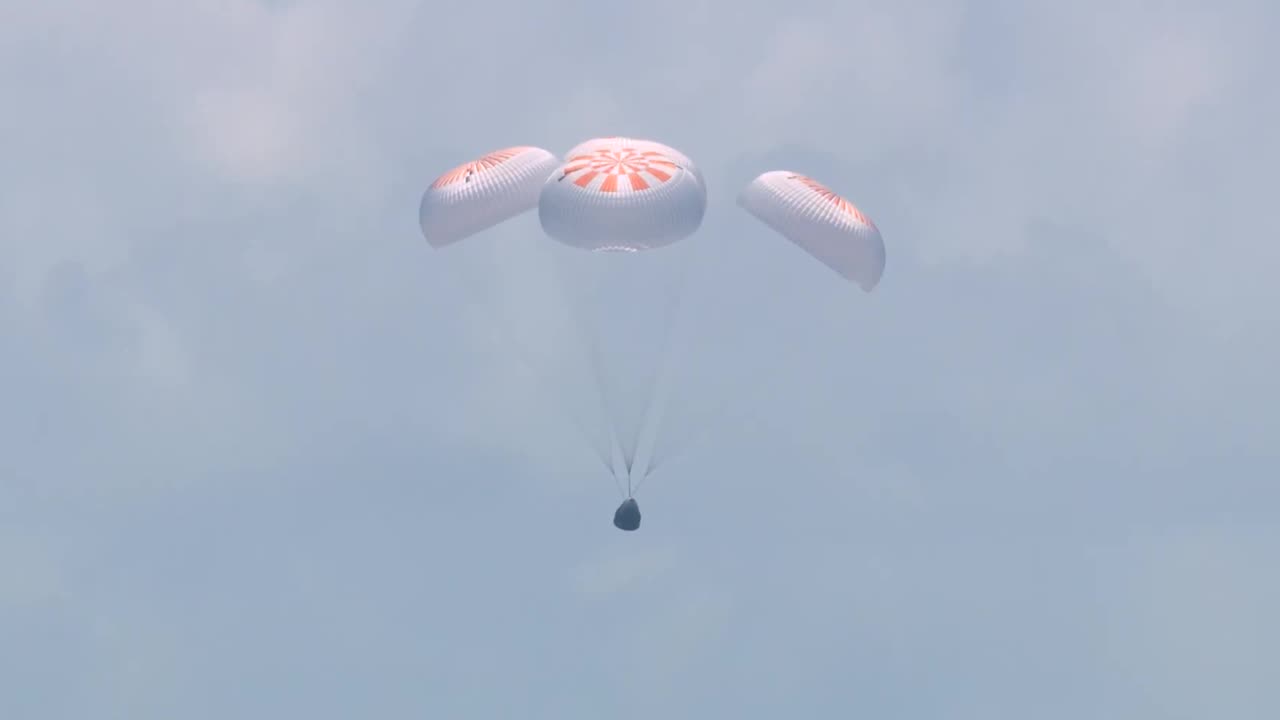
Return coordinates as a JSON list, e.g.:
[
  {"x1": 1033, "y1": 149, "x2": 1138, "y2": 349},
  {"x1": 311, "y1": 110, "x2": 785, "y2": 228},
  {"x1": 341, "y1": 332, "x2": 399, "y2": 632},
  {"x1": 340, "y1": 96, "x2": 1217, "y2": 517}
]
[
  {"x1": 543, "y1": 245, "x2": 629, "y2": 498},
  {"x1": 437, "y1": 242, "x2": 619, "y2": 485},
  {"x1": 579, "y1": 245, "x2": 693, "y2": 497},
  {"x1": 632, "y1": 320, "x2": 697, "y2": 488},
  {"x1": 569, "y1": 250, "x2": 642, "y2": 490},
  {"x1": 587, "y1": 305, "x2": 628, "y2": 492},
  {"x1": 504, "y1": 329, "x2": 618, "y2": 482},
  {"x1": 597, "y1": 280, "x2": 640, "y2": 494},
  {"x1": 642, "y1": 295, "x2": 849, "y2": 485},
  {"x1": 607, "y1": 448, "x2": 625, "y2": 498},
  {"x1": 638, "y1": 251, "x2": 842, "y2": 488},
  {"x1": 628, "y1": 245, "x2": 696, "y2": 485},
  {"x1": 629, "y1": 233, "x2": 721, "y2": 489}
]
